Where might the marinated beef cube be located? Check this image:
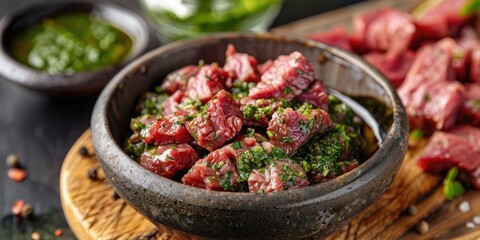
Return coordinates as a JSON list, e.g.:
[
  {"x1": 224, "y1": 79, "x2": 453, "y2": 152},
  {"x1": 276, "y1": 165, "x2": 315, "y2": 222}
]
[
  {"x1": 223, "y1": 44, "x2": 260, "y2": 86},
  {"x1": 416, "y1": 0, "x2": 470, "y2": 40},
  {"x1": 160, "y1": 65, "x2": 199, "y2": 94},
  {"x1": 187, "y1": 90, "x2": 243, "y2": 151},
  {"x1": 267, "y1": 103, "x2": 333, "y2": 155},
  {"x1": 418, "y1": 131, "x2": 480, "y2": 173},
  {"x1": 248, "y1": 160, "x2": 309, "y2": 193},
  {"x1": 141, "y1": 143, "x2": 200, "y2": 179},
  {"x1": 461, "y1": 84, "x2": 480, "y2": 126},
  {"x1": 406, "y1": 80, "x2": 464, "y2": 131},
  {"x1": 451, "y1": 45, "x2": 471, "y2": 83},
  {"x1": 470, "y1": 50, "x2": 480, "y2": 83},
  {"x1": 142, "y1": 111, "x2": 193, "y2": 145},
  {"x1": 182, "y1": 137, "x2": 257, "y2": 191},
  {"x1": 135, "y1": 92, "x2": 168, "y2": 115},
  {"x1": 293, "y1": 124, "x2": 362, "y2": 184},
  {"x1": 161, "y1": 90, "x2": 184, "y2": 116},
  {"x1": 294, "y1": 80, "x2": 329, "y2": 110},
  {"x1": 185, "y1": 64, "x2": 229, "y2": 104},
  {"x1": 350, "y1": 8, "x2": 417, "y2": 54},
  {"x1": 249, "y1": 51, "x2": 315, "y2": 100},
  {"x1": 307, "y1": 26, "x2": 351, "y2": 51},
  {"x1": 240, "y1": 97, "x2": 290, "y2": 127},
  {"x1": 364, "y1": 51, "x2": 415, "y2": 88}
]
